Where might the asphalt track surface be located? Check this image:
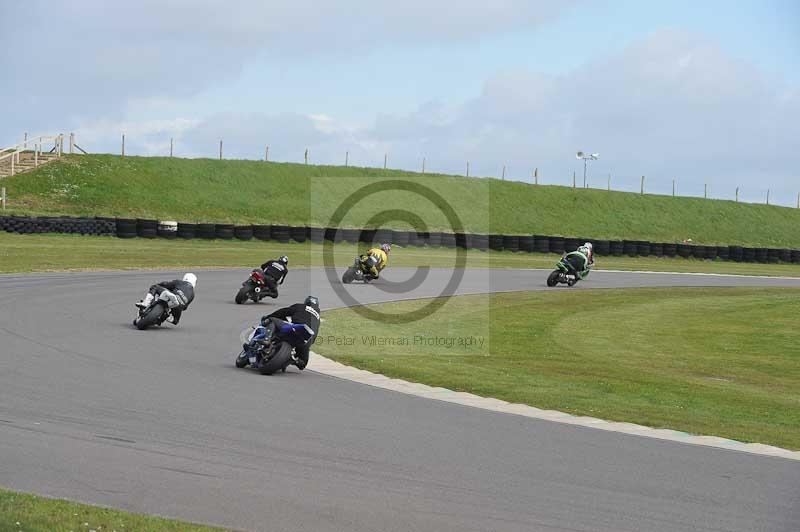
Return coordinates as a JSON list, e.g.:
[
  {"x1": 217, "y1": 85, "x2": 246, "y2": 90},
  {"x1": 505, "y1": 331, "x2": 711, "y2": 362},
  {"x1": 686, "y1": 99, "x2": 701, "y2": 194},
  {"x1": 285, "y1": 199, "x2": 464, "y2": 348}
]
[{"x1": 1, "y1": 267, "x2": 799, "y2": 532}]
